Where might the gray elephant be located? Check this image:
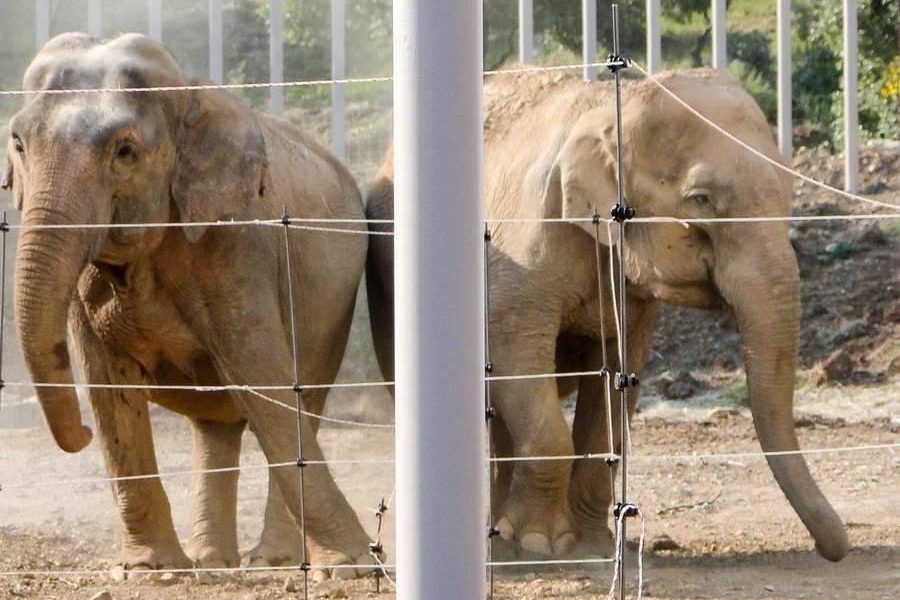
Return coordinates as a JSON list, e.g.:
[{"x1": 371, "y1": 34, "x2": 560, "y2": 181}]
[
  {"x1": 3, "y1": 33, "x2": 373, "y2": 576},
  {"x1": 365, "y1": 69, "x2": 848, "y2": 562}
]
